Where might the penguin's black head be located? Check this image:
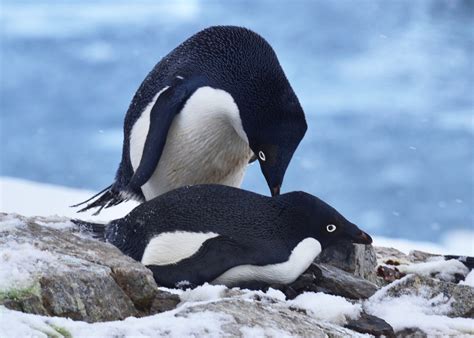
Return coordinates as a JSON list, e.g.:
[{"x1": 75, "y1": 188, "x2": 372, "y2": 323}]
[
  {"x1": 292, "y1": 193, "x2": 373, "y2": 249},
  {"x1": 246, "y1": 99, "x2": 307, "y2": 197},
  {"x1": 200, "y1": 26, "x2": 307, "y2": 196}
]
